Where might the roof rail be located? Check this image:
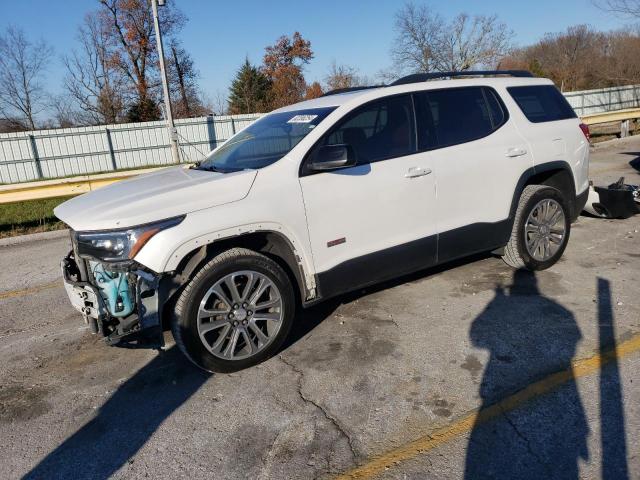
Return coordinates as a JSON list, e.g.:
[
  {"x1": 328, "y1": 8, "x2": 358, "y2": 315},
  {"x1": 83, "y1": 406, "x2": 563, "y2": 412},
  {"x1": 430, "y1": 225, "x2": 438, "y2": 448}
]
[
  {"x1": 390, "y1": 70, "x2": 534, "y2": 86},
  {"x1": 322, "y1": 85, "x2": 383, "y2": 97}
]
